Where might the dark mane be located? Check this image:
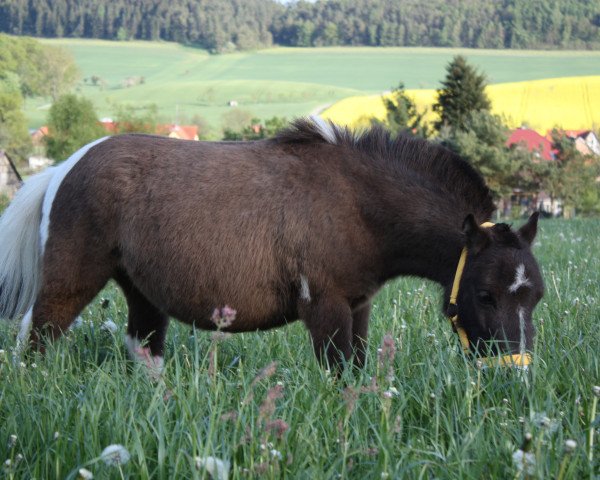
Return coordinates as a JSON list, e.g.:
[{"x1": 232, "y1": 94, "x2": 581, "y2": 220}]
[{"x1": 274, "y1": 118, "x2": 495, "y2": 220}]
